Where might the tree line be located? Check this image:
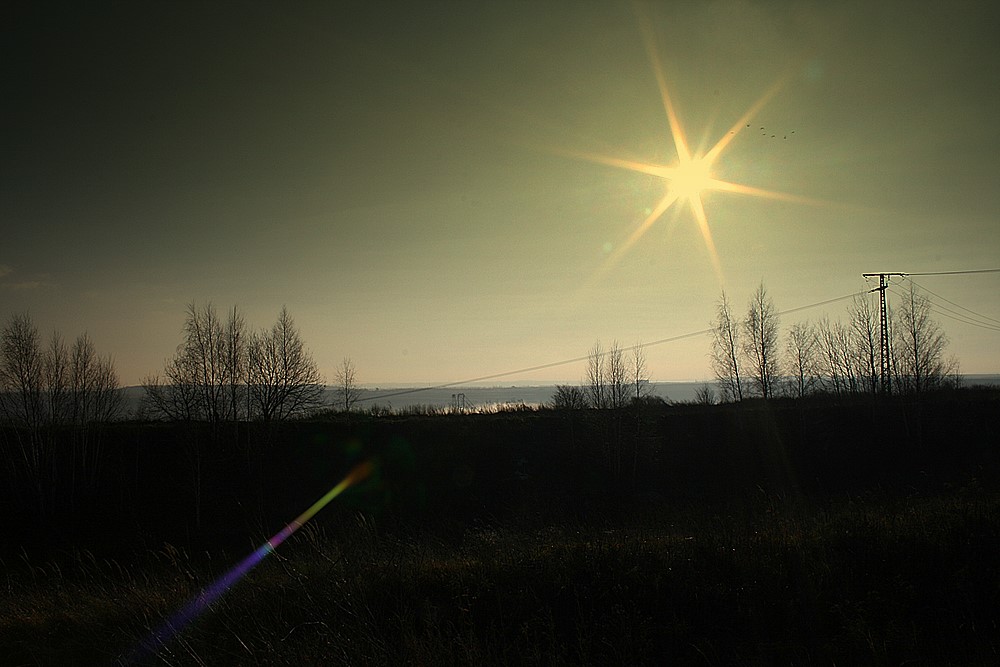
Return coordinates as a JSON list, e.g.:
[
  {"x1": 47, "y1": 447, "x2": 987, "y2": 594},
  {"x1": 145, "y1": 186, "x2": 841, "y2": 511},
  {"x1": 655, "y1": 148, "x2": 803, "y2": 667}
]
[
  {"x1": 551, "y1": 340, "x2": 654, "y2": 410},
  {"x1": 0, "y1": 313, "x2": 123, "y2": 431},
  {"x1": 0, "y1": 304, "x2": 354, "y2": 511},
  {"x1": 0, "y1": 304, "x2": 361, "y2": 430},
  {"x1": 142, "y1": 303, "x2": 326, "y2": 422},
  {"x1": 0, "y1": 312, "x2": 124, "y2": 499},
  {"x1": 710, "y1": 281, "x2": 956, "y2": 402},
  {"x1": 140, "y1": 302, "x2": 365, "y2": 421}
]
